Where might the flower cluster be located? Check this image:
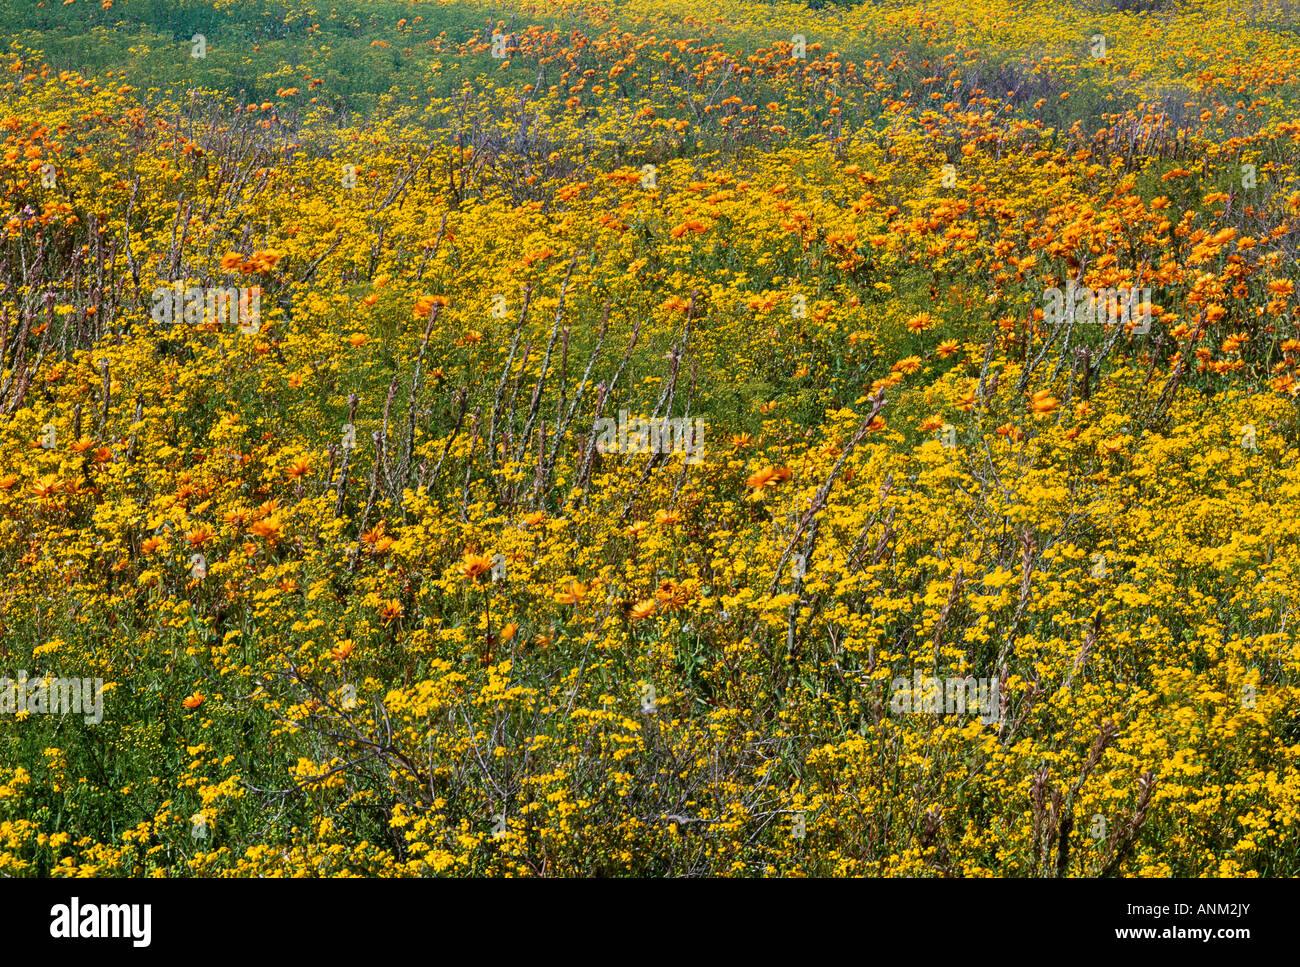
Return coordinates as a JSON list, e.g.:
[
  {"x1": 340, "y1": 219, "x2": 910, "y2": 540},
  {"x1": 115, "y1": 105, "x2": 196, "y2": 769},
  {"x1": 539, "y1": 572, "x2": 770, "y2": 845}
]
[{"x1": 0, "y1": 0, "x2": 1298, "y2": 878}]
